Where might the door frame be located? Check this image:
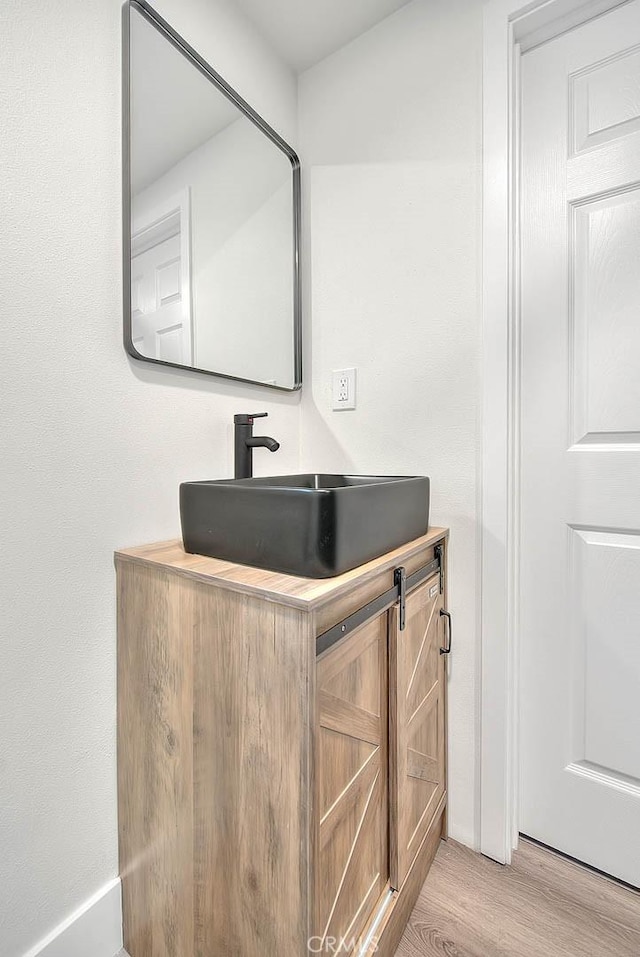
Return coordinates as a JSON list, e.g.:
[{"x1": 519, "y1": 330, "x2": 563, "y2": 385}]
[{"x1": 480, "y1": 0, "x2": 629, "y2": 865}]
